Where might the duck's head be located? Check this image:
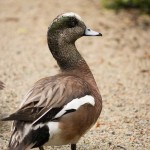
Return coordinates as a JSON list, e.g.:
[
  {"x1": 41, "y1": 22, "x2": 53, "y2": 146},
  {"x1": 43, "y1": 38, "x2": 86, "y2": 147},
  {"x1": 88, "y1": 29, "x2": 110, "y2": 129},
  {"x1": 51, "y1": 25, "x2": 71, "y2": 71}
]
[
  {"x1": 47, "y1": 12, "x2": 102, "y2": 44},
  {"x1": 47, "y1": 12, "x2": 102, "y2": 71}
]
